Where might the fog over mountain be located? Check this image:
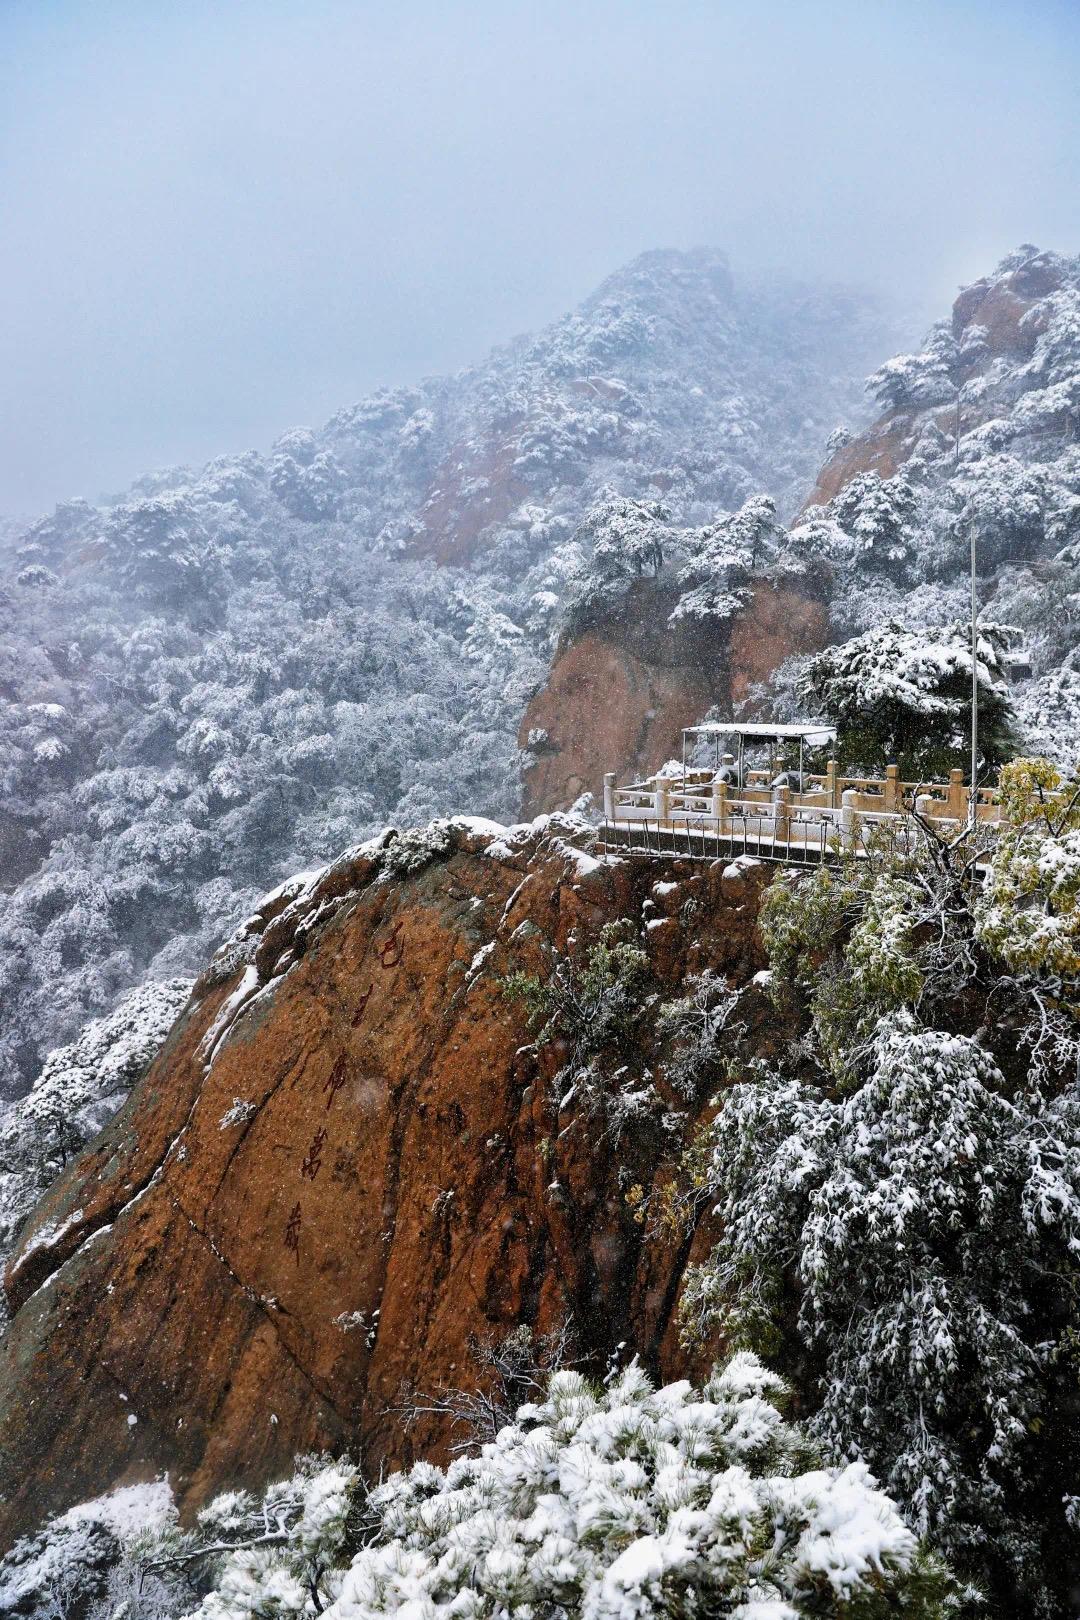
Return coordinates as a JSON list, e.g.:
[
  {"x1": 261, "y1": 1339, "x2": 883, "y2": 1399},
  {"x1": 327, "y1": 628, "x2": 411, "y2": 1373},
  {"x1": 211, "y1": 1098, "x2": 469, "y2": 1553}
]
[
  {"x1": 0, "y1": 246, "x2": 890, "y2": 1100},
  {"x1": 2, "y1": 0, "x2": 1078, "y2": 514}
]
